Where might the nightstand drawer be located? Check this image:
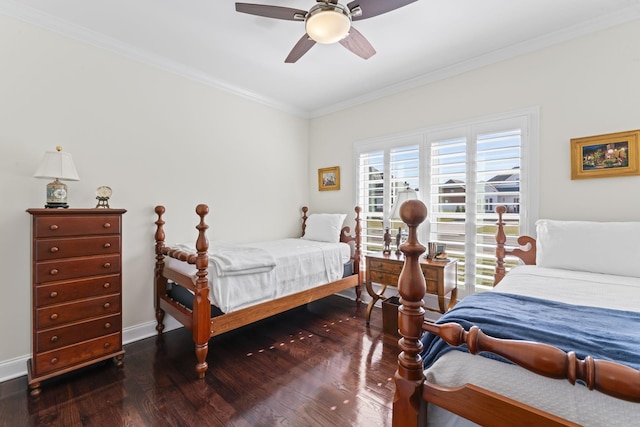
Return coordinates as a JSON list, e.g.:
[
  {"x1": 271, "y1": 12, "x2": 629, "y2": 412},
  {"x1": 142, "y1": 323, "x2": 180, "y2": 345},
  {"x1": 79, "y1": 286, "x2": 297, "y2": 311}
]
[
  {"x1": 35, "y1": 254, "x2": 121, "y2": 284},
  {"x1": 368, "y1": 260, "x2": 403, "y2": 274},
  {"x1": 34, "y1": 215, "x2": 121, "y2": 238},
  {"x1": 34, "y1": 332, "x2": 122, "y2": 376},
  {"x1": 35, "y1": 236, "x2": 120, "y2": 261},
  {"x1": 36, "y1": 314, "x2": 121, "y2": 352},
  {"x1": 35, "y1": 275, "x2": 120, "y2": 307},
  {"x1": 36, "y1": 294, "x2": 121, "y2": 329},
  {"x1": 369, "y1": 271, "x2": 399, "y2": 286},
  {"x1": 421, "y1": 266, "x2": 439, "y2": 280}
]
